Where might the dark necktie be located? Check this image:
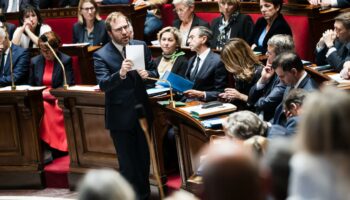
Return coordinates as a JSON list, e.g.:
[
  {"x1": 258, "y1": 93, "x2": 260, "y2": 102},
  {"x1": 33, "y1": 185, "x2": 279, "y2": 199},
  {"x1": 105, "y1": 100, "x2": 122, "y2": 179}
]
[
  {"x1": 0, "y1": 53, "x2": 5, "y2": 75},
  {"x1": 190, "y1": 56, "x2": 200, "y2": 81},
  {"x1": 122, "y1": 46, "x2": 126, "y2": 59}
]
